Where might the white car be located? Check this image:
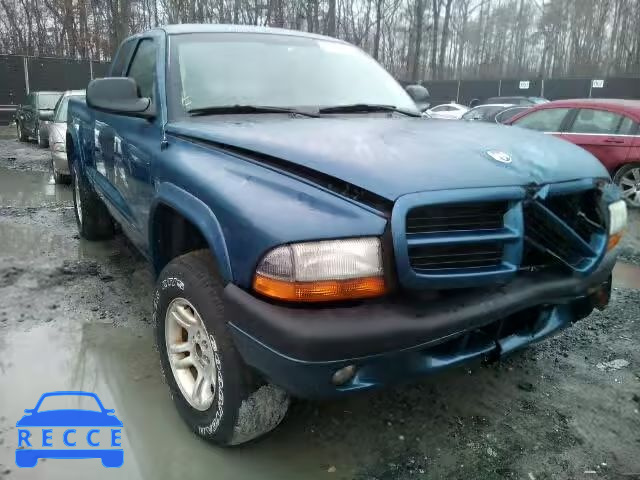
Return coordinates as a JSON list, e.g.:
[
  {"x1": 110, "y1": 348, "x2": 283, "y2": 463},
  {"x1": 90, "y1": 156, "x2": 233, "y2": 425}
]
[
  {"x1": 48, "y1": 90, "x2": 85, "y2": 183},
  {"x1": 425, "y1": 103, "x2": 469, "y2": 120}
]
